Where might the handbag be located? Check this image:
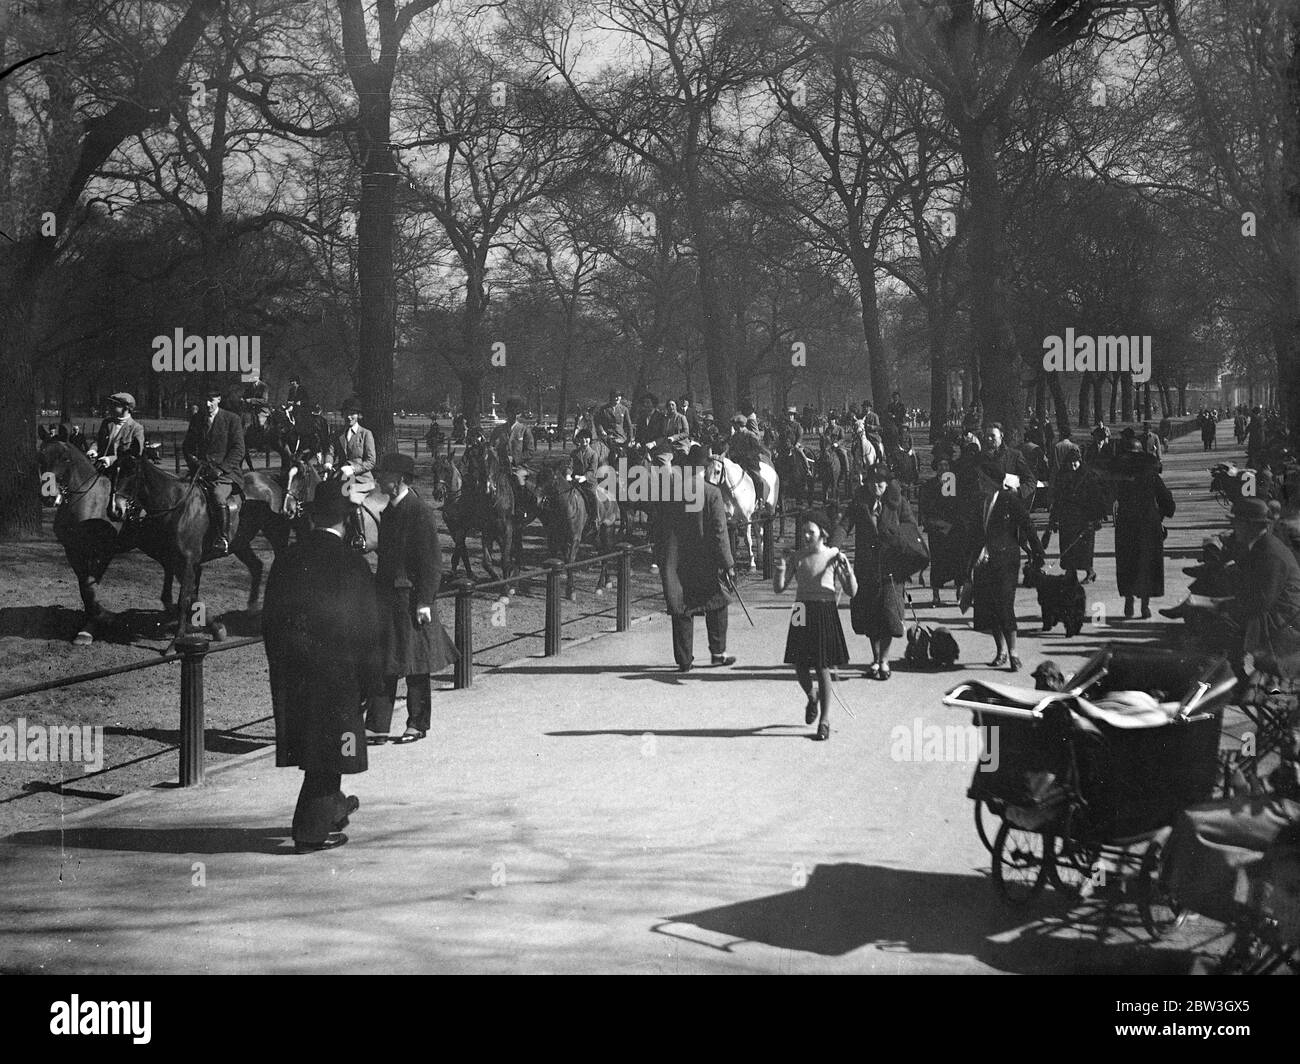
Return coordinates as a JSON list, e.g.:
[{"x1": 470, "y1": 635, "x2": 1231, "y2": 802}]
[{"x1": 883, "y1": 513, "x2": 930, "y2": 579}]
